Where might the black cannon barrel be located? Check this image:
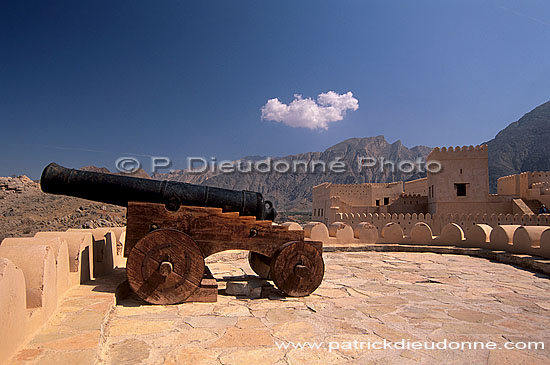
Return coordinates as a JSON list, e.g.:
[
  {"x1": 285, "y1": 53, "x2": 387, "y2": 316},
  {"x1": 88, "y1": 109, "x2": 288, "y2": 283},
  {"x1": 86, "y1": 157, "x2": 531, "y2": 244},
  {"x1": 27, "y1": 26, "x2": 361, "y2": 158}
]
[{"x1": 40, "y1": 163, "x2": 276, "y2": 221}]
